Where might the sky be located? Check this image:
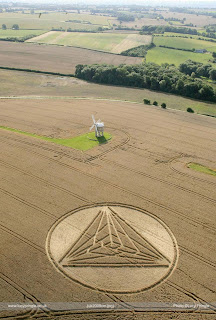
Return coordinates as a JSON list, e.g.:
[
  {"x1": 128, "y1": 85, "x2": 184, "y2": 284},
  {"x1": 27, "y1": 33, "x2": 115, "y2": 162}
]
[{"x1": 2, "y1": 0, "x2": 216, "y2": 6}]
